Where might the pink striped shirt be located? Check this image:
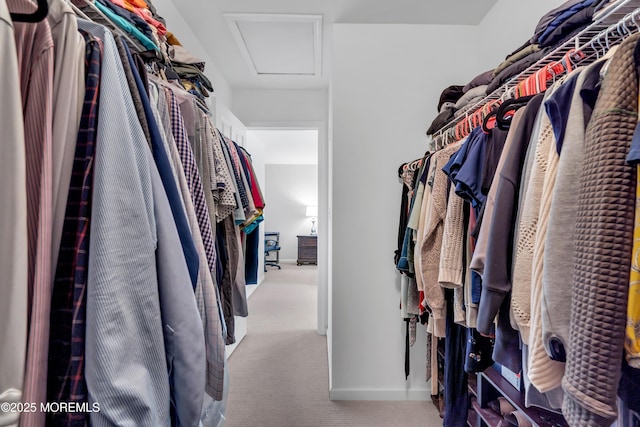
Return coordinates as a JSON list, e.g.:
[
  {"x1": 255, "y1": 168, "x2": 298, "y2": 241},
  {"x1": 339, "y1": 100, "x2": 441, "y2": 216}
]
[{"x1": 7, "y1": 1, "x2": 55, "y2": 426}]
